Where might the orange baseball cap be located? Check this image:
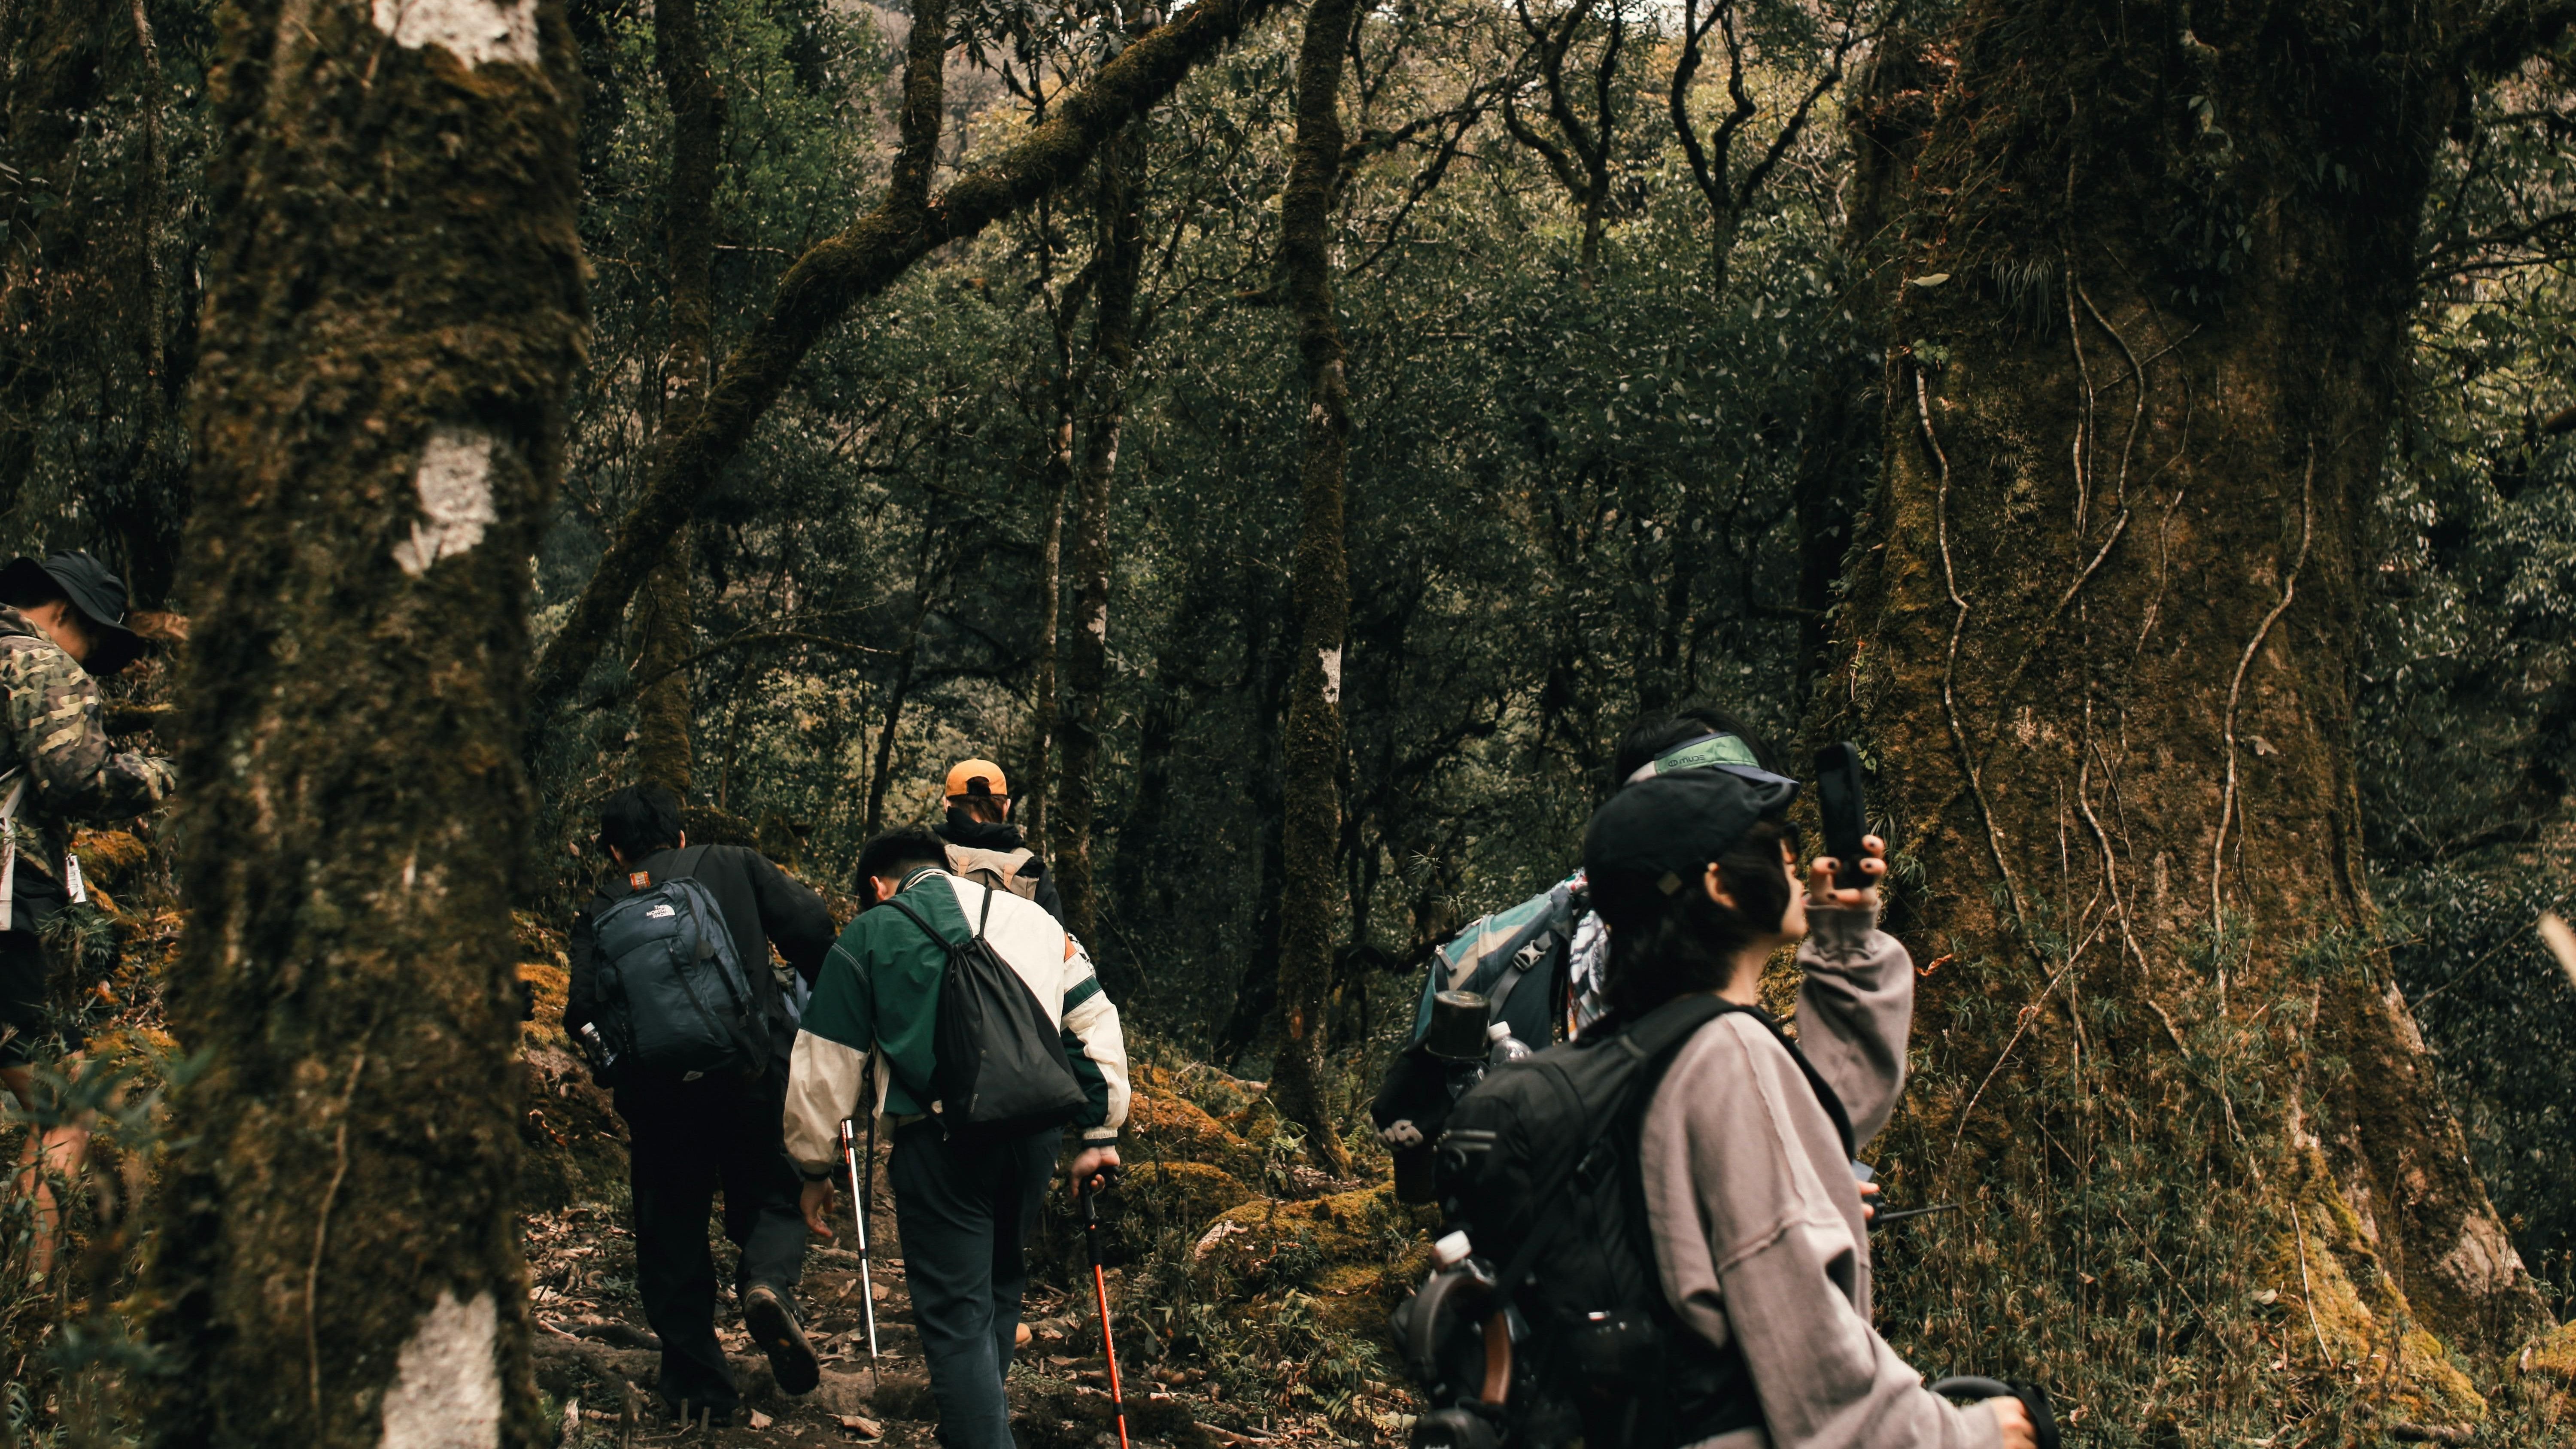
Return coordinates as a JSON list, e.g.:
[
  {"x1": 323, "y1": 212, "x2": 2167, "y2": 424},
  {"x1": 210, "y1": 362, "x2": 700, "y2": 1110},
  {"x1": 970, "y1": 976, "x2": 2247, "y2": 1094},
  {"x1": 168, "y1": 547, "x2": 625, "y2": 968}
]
[{"x1": 945, "y1": 758, "x2": 1010, "y2": 800}]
